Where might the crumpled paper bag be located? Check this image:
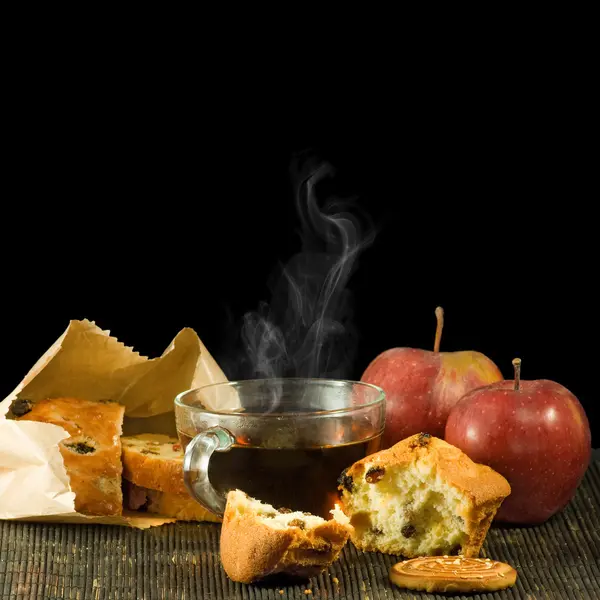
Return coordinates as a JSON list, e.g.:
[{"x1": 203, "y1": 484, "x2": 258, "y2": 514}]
[{"x1": 0, "y1": 319, "x2": 237, "y2": 528}]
